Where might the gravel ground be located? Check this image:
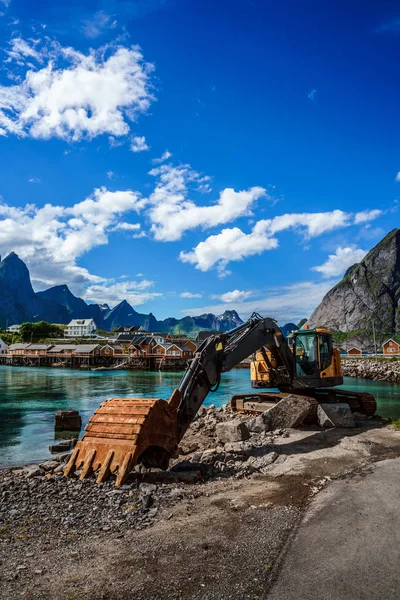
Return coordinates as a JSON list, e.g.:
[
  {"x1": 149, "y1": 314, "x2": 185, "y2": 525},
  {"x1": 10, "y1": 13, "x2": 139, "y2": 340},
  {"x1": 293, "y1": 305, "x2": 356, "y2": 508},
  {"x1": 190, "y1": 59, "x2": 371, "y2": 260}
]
[{"x1": 1, "y1": 405, "x2": 400, "y2": 599}]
